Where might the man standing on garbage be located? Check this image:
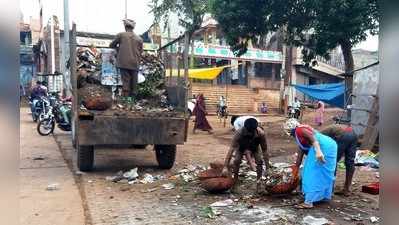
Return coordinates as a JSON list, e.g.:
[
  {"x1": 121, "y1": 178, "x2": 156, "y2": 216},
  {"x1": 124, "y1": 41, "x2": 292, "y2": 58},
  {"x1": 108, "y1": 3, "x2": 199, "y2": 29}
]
[
  {"x1": 222, "y1": 118, "x2": 271, "y2": 193},
  {"x1": 110, "y1": 19, "x2": 143, "y2": 97},
  {"x1": 321, "y1": 124, "x2": 358, "y2": 196}
]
